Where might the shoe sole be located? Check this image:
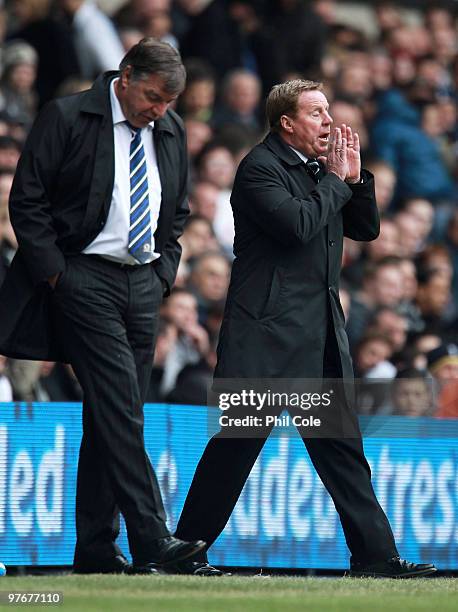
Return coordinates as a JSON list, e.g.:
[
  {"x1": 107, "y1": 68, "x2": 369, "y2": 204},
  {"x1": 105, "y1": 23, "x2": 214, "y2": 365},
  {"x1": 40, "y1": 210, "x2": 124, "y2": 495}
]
[{"x1": 348, "y1": 567, "x2": 437, "y2": 579}]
